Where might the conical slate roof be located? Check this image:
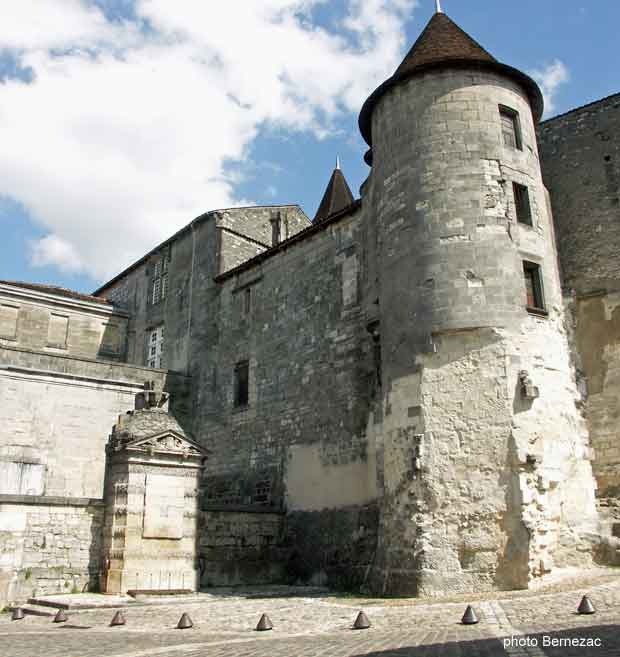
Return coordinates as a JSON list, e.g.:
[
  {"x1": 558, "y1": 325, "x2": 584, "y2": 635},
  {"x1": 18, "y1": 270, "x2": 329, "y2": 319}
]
[
  {"x1": 313, "y1": 164, "x2": 355, "y2": 223},
  {"x1": 394, "y1": 12, "x2": 496, "y2": 77},
  {"x1": 359, "y1": 10, "x2": 543, "y2": 146}
]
